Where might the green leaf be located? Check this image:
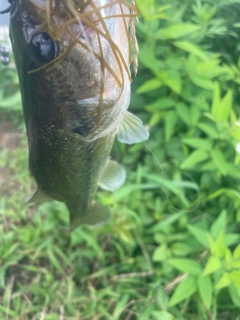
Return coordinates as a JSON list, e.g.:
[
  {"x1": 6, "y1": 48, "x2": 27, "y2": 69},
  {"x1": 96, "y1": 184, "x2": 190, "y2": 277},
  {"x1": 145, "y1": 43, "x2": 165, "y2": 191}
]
[
  {"x1": 229, "y1": 283, "x2": 240, "y2": 307},
  {"x1": 171, "y1": 242, "x2": 192, "y2": 256},
  {"x1": 190, "y1": 76, "x2": 214, "y2": 90},
  {"x1": 149, "y1": 212, "x2": 185, "y2": 233},
  {"x1": 168, "y1": 258, "x2": 201, "y2": 275},
  {"x1": 159, "y1": 24, "x2": 200, "y2": 39},
  {"x1": 197, "y1": 275, "x2": 213, "y2": 309},
  {"x1": 136, "y1": 1, "x2": 170, "y2": 21},
  {"x1": 173, "y1": 41, "x2": 209, "y2": 61},
  {"x1": 157, "y1": 70, "x2": 182, "y2": 93},
  {"x1": 149, "y1": 112, "x2": 162, "y2": 126},
  {"x1": 152, "y1": 311, "x2": 173, "y2": 320},
  {"x1": 216, "y1": 273, "x2": 231, "y2": 289},
  {"x1": 0, "y1": 306, "x2": 18, "y2": 318},
  {"x1": 153, "y1": 245, "x2": 168, "y2": 262},
  {"x1": 197, "y1": 122, "x2": 218, "y2": 139},
  {"x1": 146, "y1": 97, "x2": 174, "y2": 112},
  {"x1": 47, "y1": 249, "x2": 65, "y2": 274},
  {"x1": 225, "y1": 163, "x2": 240, "y2": 180},
  {"x1": 190, "y1": 105, "x2": 200, "y2": 126},
  {"x1": 157, "y1": 287, "x2": 169, "y2": 310},
  {"x1": 112, "y1": 294, "x2": 129, "y2": 319},
  {"x1": 211, "y1": 149, "x2": 228, "y2": 175},
  {"x1": 225, "y1": 233, "x2": 240, "y2": 247},
  {"x1": 0, "y1": 91, "x2": 22, "y2": 110},
  {"x1": 206, "y1": 188, "x2": 240, "y2": 203},
  {"x1": 212, "y1": 85, "x2": 233, "y2": 122},
  {"x1": 231, "y1": 271, "x2": 240, "y2": 290},
  {"x1": 211, "y1": 82, "x2": 221, "y2": 119},
  {"x1": 182, "y1": 138, "x2": 212, "y2": 150},
  {"x1": 139, "y1": 305, "x2": 155, "y2": 320},
  {"x1": 210, "y1": 210, "x2": 227, "y2": 238},
  {"x1": 165, "y1": 110, "x2": 177, "y2": 141},
  {"x1": 186, "y1": 55, "x2": 227, "y2": 90},
  {"x1": 137, "y1": 78, "x2": 162, "y2": 94},
  {"x1": 176, "y1": 102, "x2": 190, "y2": 126},
  {"x1": 187, "y1": 225, "x2": 209, "y2": 247},
  {"x1": 196, "y1": 59, "x2": 228, "y2": 79},
  {"x1": 138, "y1": 47, "x2": 159, "y2": 71},
  {"x1": 225, "y1": 248, "x2": 232, "y2": 270},
  {"x1": 168, "y1": 276, "x2": 197, "y2": 306},
  {"x1": 180, "y1": 149, "x2": 209, "y2": 169},
  {"x1": 233, "y1": 244, "x2": 240, "y2": 259},
  {"x1": 219, "y1": 89, "x2": 232, "y2": 121},
  {"x1": 208, "y1": 232, "x2": 226, "y2": 257},
  {"x1": 203, "y1": 256, "x2": 221, "y2": 275}
]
